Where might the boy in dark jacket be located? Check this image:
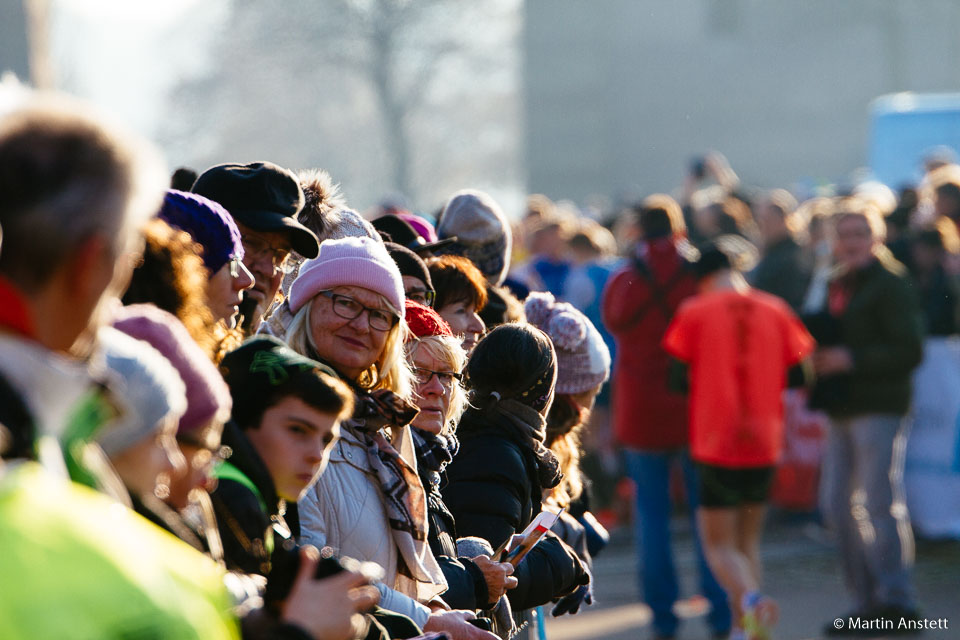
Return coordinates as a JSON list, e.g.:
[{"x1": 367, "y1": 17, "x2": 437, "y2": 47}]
[{"x1": 217, "y1": 335, "x2": 353, "y2": 577}]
